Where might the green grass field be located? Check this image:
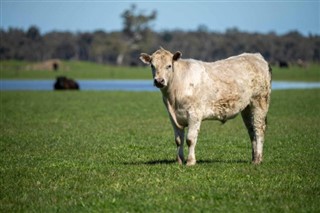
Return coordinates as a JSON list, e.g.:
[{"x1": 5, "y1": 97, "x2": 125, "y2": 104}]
[
  {"x1": 1, "y1": 89, "x2": 319, "y2": 212},
  {"x1": 1, "y1": 60, "x2": 319, "y2": 81},
  {"x1": 0, "y1": 60, "x2": 151, "y2": 80}
]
